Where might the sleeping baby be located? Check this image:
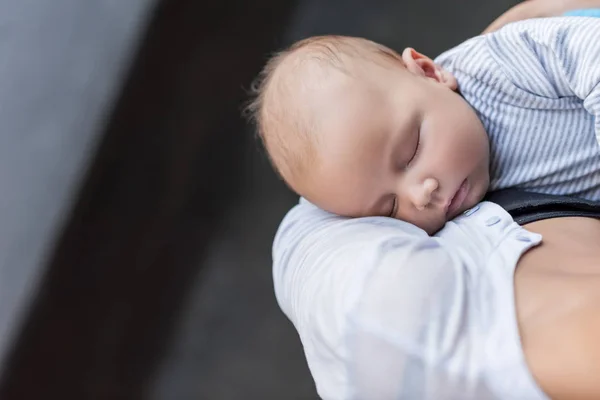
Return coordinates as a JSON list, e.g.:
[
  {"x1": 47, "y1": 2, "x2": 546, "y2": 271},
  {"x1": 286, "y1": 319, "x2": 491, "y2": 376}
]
[{"x1": 246, "y1": 17, "x2": 600, "y2": 234}]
